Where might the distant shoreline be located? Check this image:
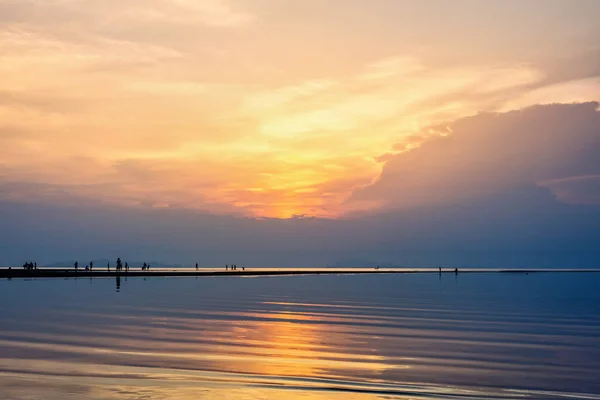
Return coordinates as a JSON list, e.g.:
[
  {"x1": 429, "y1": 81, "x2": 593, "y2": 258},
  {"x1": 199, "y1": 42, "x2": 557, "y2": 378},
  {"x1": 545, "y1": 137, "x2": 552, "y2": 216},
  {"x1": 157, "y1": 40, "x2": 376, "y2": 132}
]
[{"x1": 1, "y1": 268, "x2": 600, "y2": 279}]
